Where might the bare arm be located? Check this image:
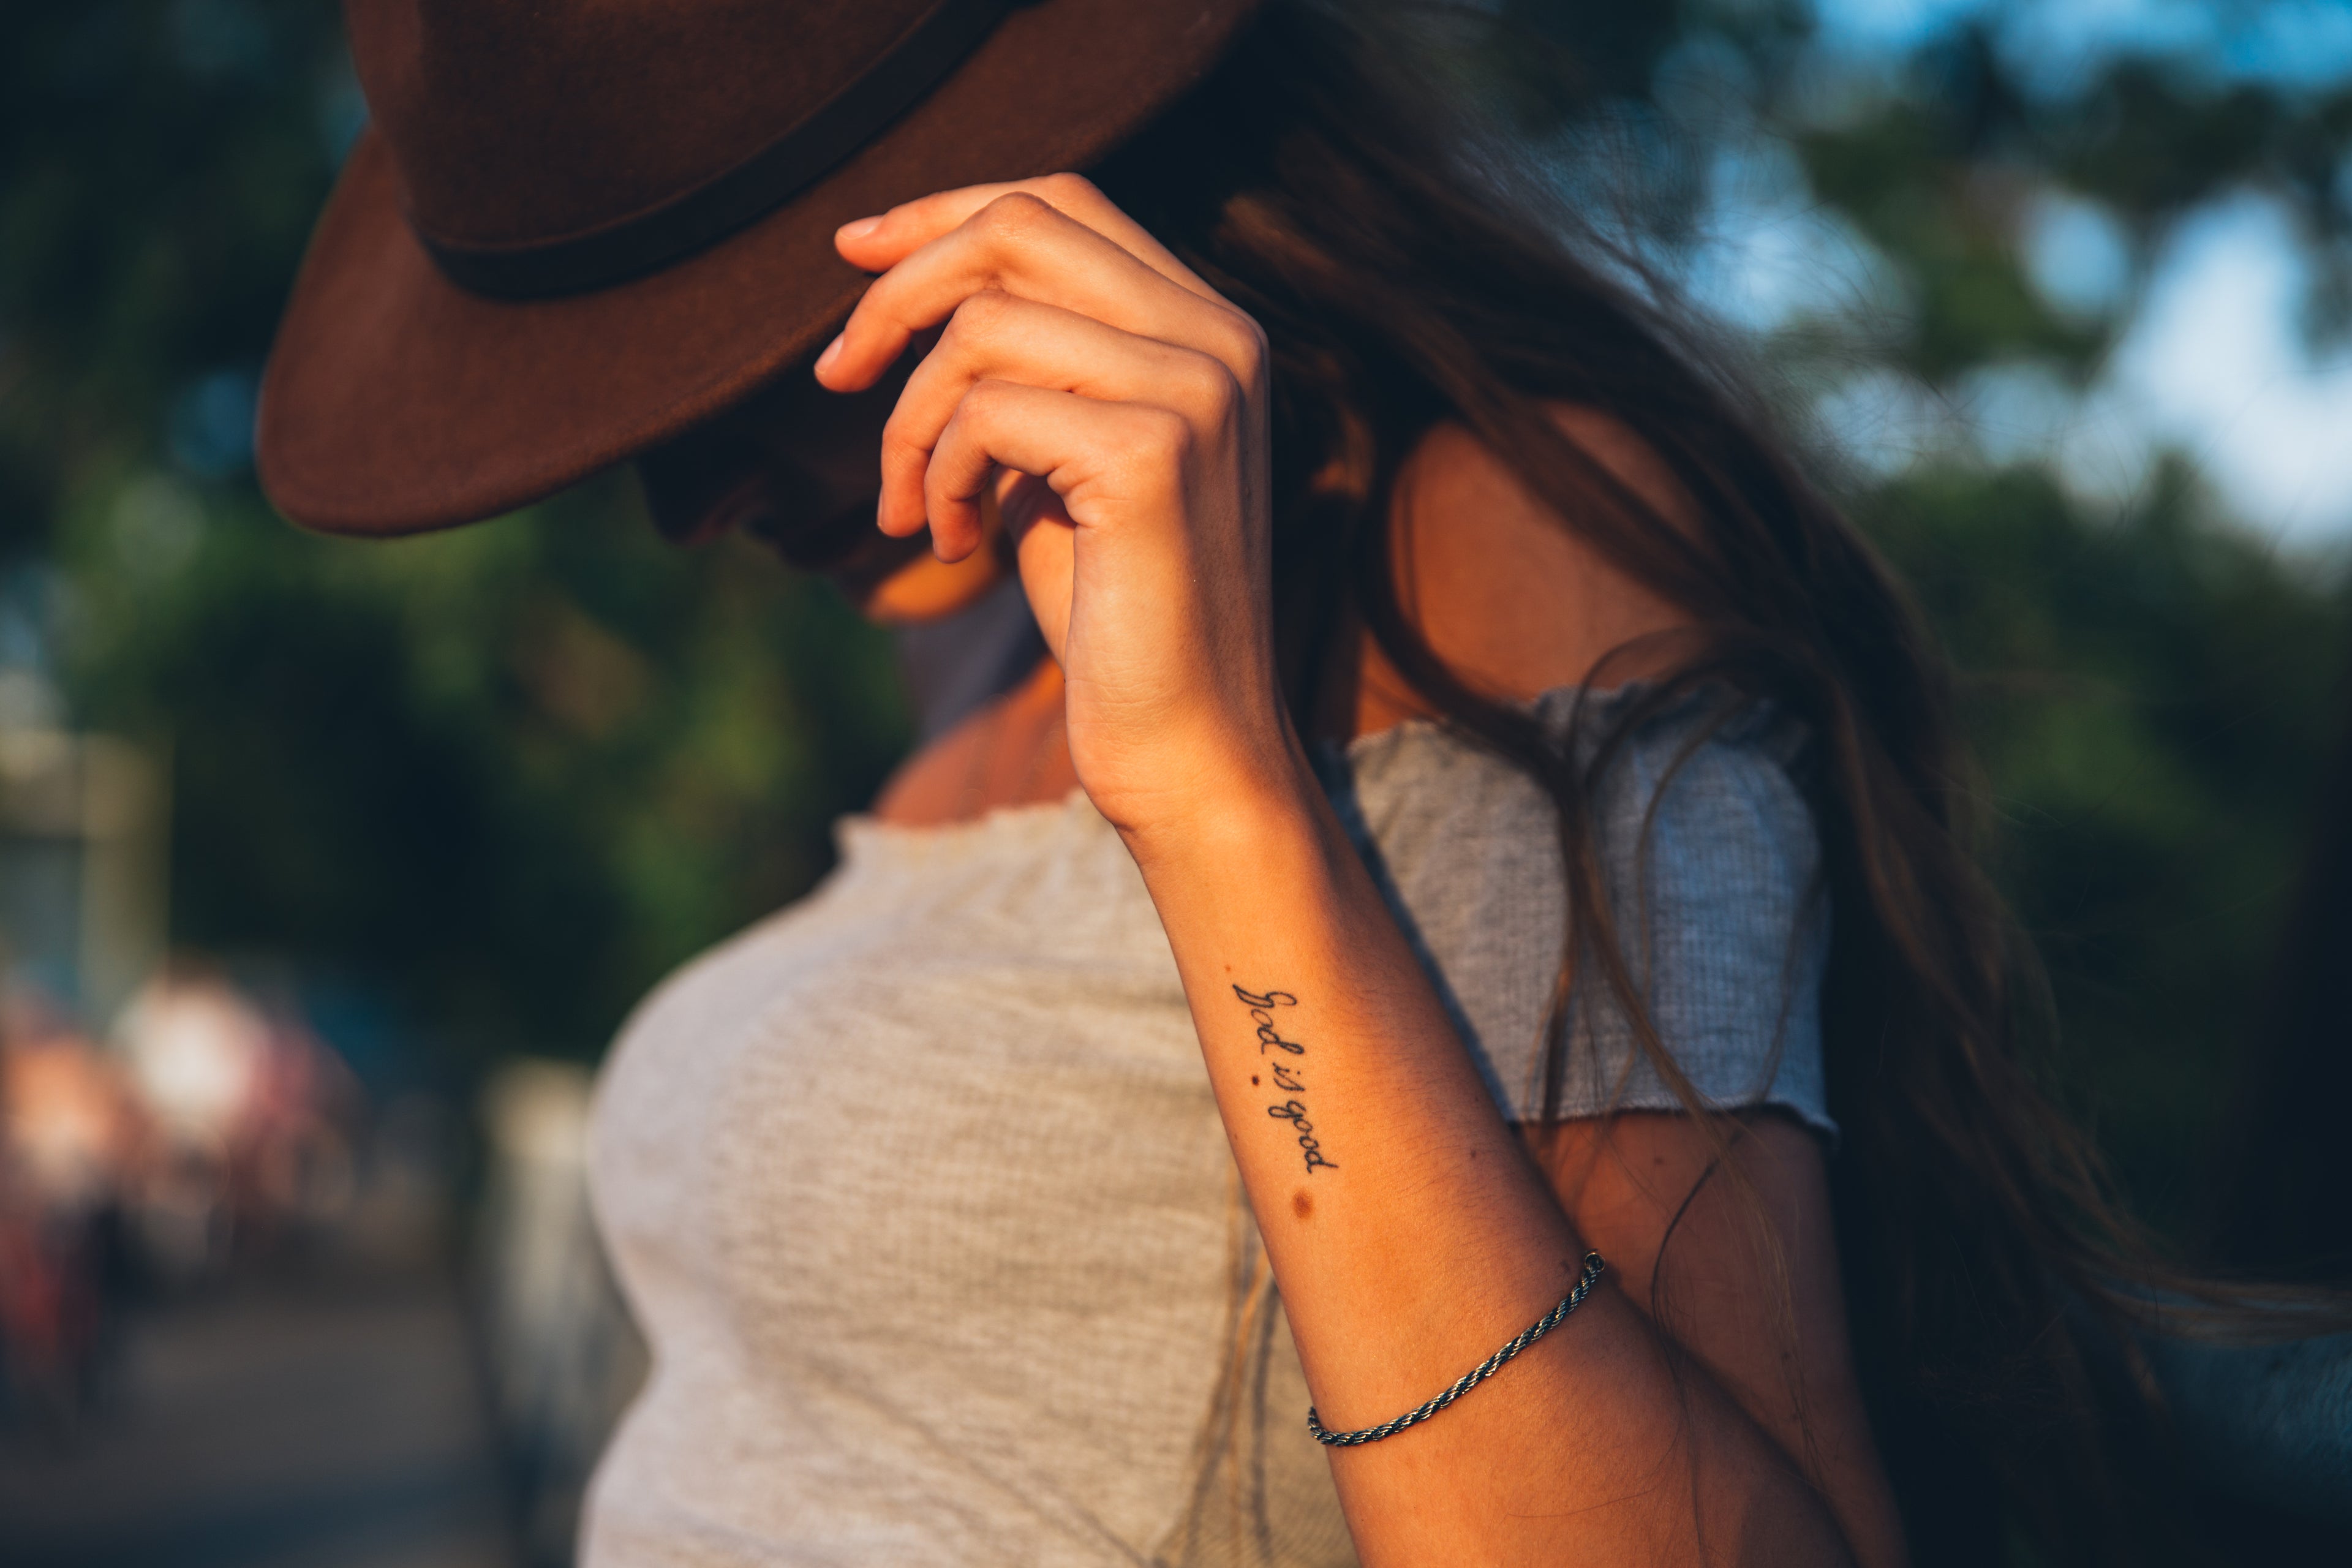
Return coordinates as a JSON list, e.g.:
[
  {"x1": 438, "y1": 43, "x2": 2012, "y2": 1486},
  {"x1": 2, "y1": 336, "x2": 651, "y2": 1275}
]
[
  {"x1": 1371, "y1": 410, "x2": 1910, "y2": 1563},
  {"x1": 821, "y1": 172, "x2": 1890, "y2": 1564},
  {"x1": 1534, "y1": 1113, "x2": 1909, "y2": 1567},
  {"x1": 1126, "y1": 774, "x2": 1857, "y2": 1565}
]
